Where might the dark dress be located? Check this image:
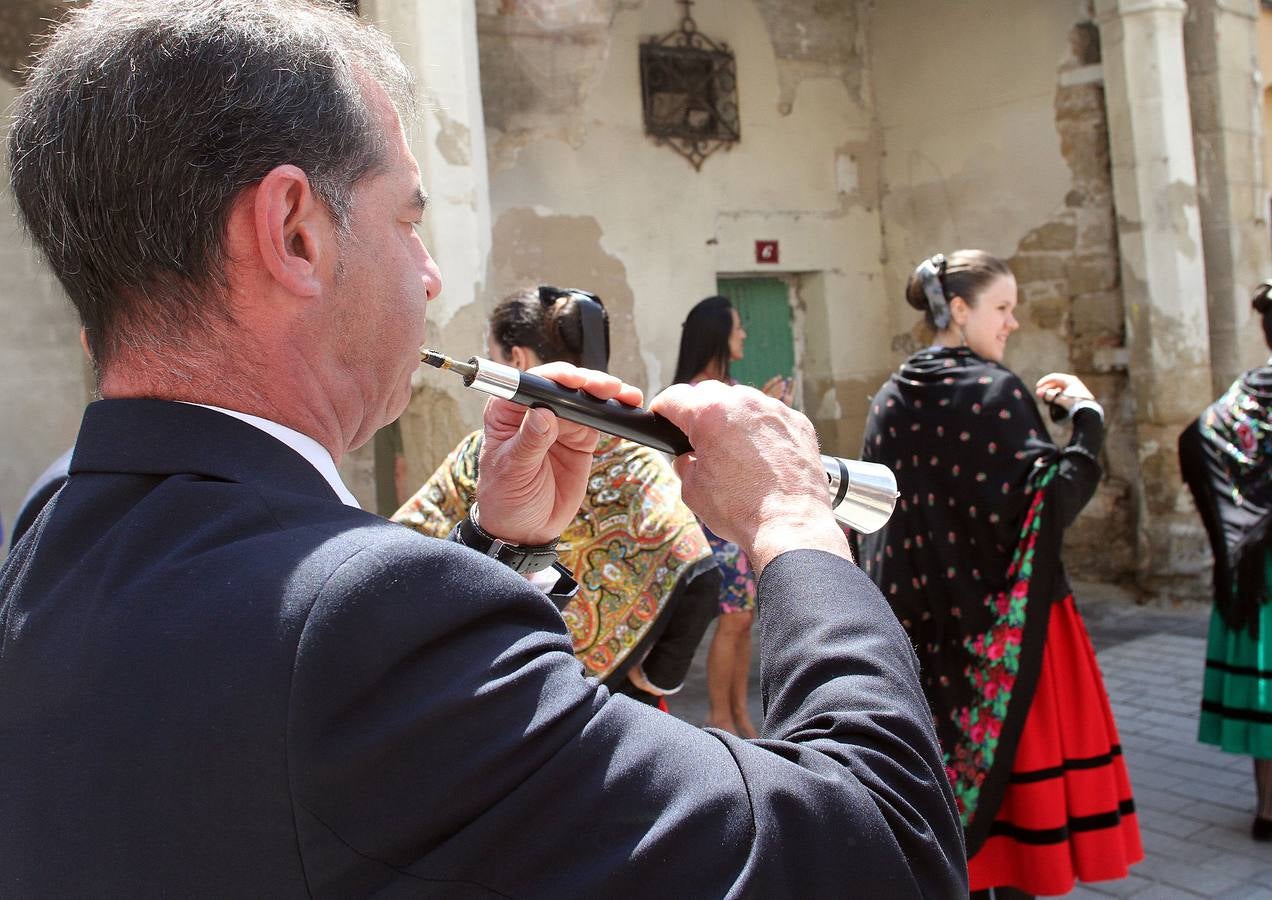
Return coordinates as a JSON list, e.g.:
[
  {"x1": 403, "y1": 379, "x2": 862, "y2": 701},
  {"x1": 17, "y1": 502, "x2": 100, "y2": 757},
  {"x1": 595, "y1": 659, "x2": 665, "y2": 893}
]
[
  {"x1": 1179, "y1": 362, "x2": 1272, "y2": 760},
  {"x1": 858, "y1": 346, "x2": 1142, "y2": 895}
]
